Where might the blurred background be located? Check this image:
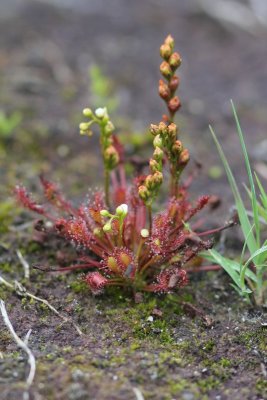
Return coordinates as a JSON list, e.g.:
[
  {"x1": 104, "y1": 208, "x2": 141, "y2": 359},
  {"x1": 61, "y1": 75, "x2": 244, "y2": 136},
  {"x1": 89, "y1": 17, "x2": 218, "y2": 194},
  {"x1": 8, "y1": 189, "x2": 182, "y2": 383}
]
[{"x1": 0, "y1": 0, "x2": 267, "y2": 224}]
